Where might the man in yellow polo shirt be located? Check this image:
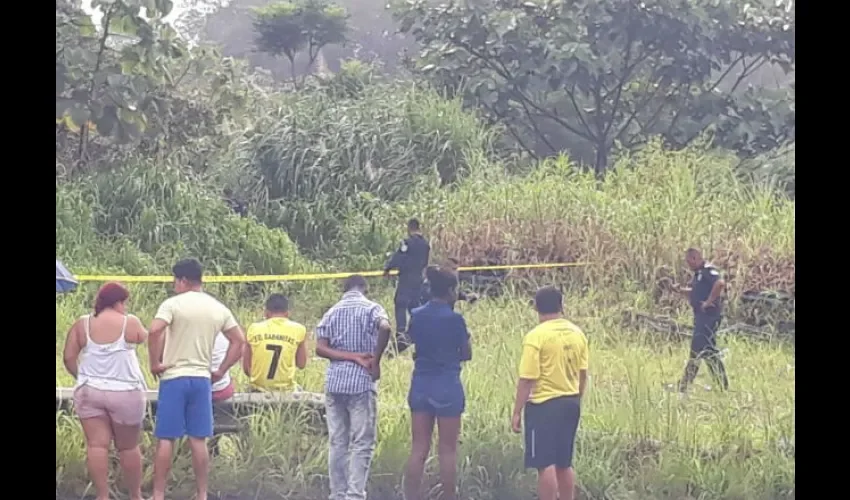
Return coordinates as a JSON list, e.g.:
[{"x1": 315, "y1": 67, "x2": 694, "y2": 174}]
[
  {"x1": 242, "y1": 294, "x2": 308, "y2": 392},
  {"x1": 511, "y1": 286, "x2": 589, "y2": 500}
]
